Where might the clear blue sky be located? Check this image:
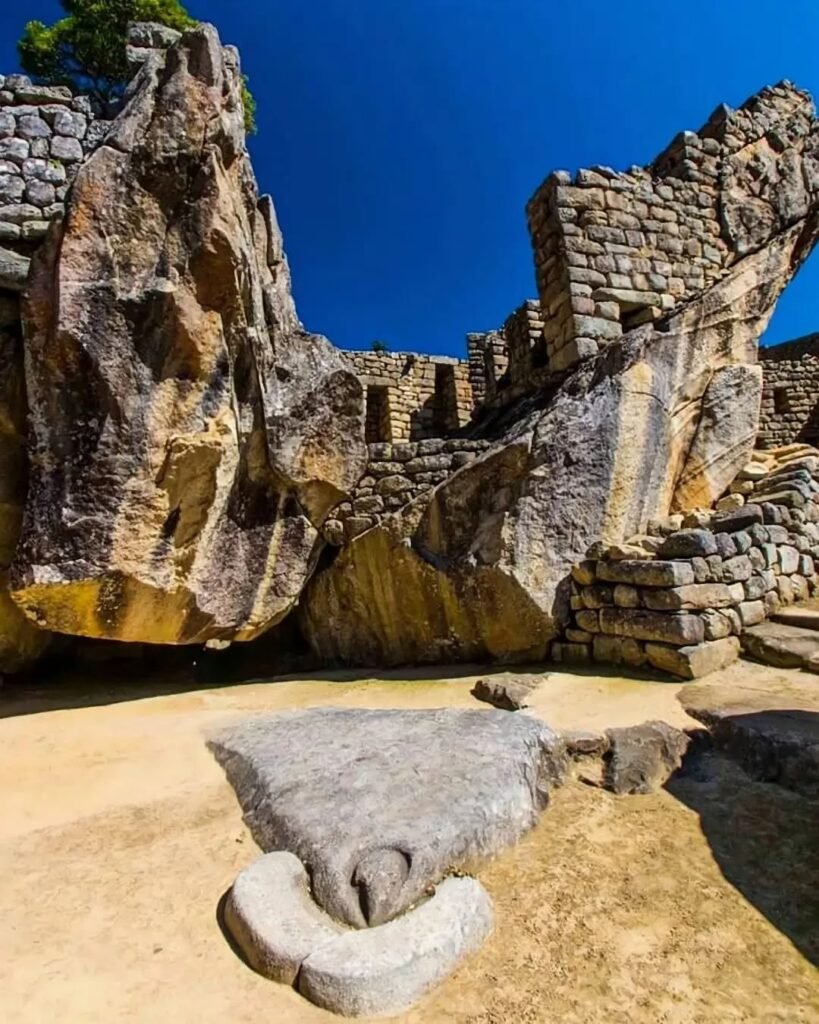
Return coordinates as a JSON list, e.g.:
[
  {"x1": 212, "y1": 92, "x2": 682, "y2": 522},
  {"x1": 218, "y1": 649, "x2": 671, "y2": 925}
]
[{"x1": 2, "y1": 1, "x2": 818, "y2": 355}]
